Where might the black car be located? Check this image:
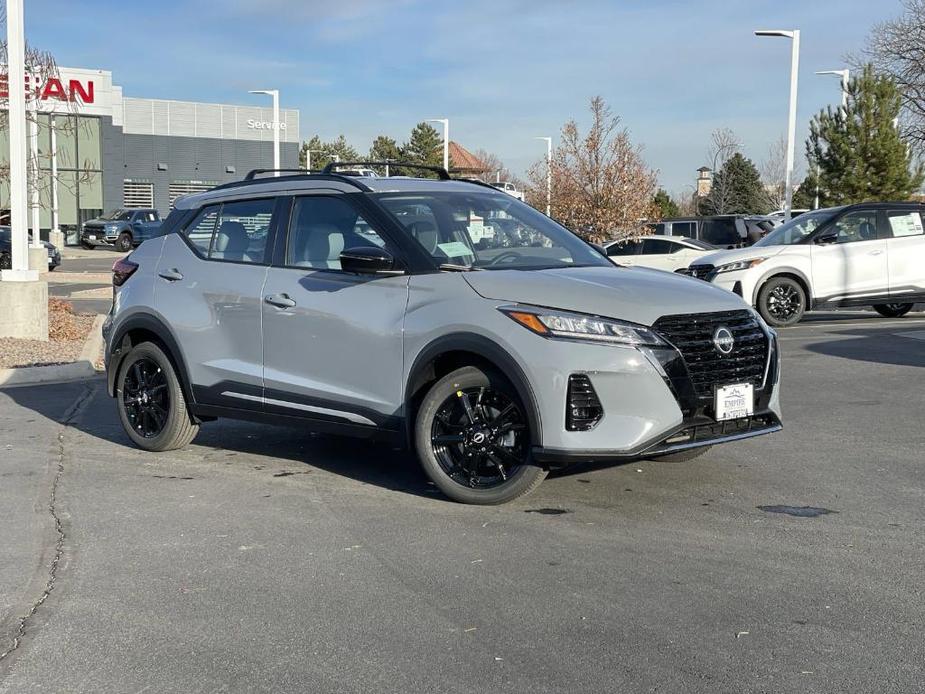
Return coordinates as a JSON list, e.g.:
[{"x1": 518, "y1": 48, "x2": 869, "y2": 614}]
[{"x1": 0, "y1": 226, "x2": 61, "y2": 271}]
